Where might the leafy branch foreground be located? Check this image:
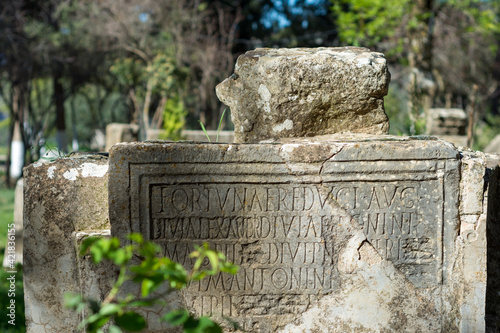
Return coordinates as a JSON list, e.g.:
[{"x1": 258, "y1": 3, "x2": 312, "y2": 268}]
[{"x1": 65, "y1": 233, "x2": 239, "y2": 333}]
